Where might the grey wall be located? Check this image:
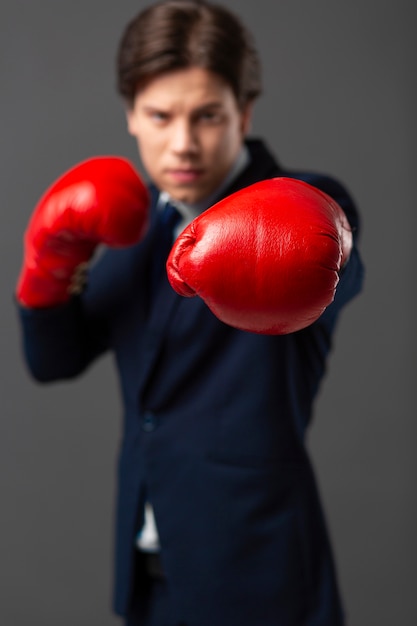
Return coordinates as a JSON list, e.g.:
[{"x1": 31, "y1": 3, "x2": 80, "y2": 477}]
[{"x1": 1, "y1": 1, "x2": 415, "y2": 624}]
